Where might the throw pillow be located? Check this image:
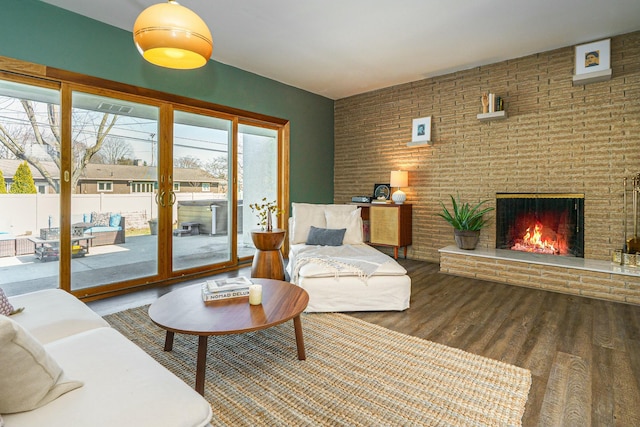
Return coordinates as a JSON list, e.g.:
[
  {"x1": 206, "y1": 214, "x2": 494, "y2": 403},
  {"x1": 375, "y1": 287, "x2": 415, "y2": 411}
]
[
  {"x1": 0, "y1": 288, "x2": 22, "y2": 316},
  {"x1": 325, "y1": 208, "x2": 363, "y2": 245},
  {"x1": 109, "y1": 213, "x2": 122, "y2": 228},
  {"x1": 305, "y1": 226, "x2": 346, "y2": 246},
  {"x1": 0, "y1": 316, "x2": 83, "y2": 414},
  {"x1": 90, "y1": 211, "x2": 111, "y2": 227},
  {"x1": 291, "y1": 203, "x2": 329, "y2": 244}
]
